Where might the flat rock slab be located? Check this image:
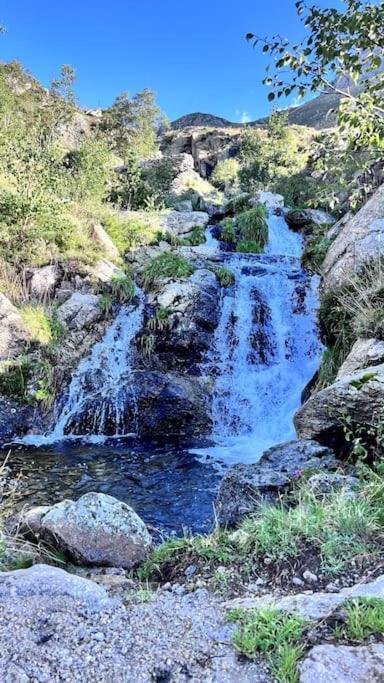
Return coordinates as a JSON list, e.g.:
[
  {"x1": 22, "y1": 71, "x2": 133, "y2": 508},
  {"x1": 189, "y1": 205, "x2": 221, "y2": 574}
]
[
  {"x1": 225, "y1": 574, "x2": 384, "y2": 621},
  {"x1": 299, "y1": 644, "x2": 384, "y2": 683},
  {"x1": 0, "y1": 575, "x2": 271, "y2": 683}
]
